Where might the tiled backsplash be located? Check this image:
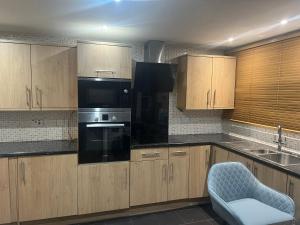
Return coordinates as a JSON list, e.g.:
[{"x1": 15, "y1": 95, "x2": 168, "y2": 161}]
[
  {"x1": 0, "y1": 111, "x2": 77, "y2": 142},
  {"x1": 223, "y1": 119, "x2": 300, "y2": 152}
]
